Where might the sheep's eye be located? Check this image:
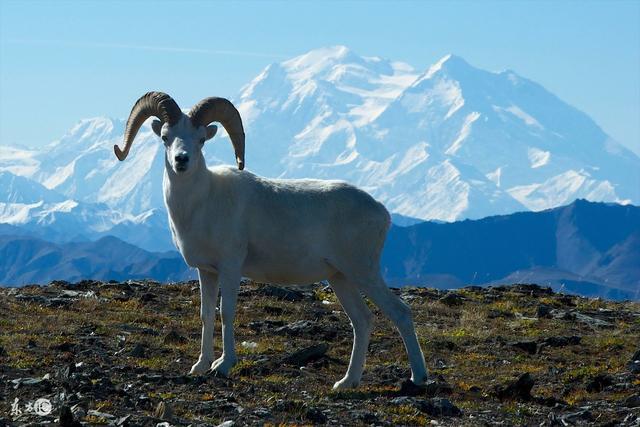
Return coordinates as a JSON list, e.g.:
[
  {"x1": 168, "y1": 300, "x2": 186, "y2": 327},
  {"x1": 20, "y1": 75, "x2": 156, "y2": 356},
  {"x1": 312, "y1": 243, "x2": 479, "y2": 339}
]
[{"x1": 162, "y1": 135, "x2": 168, "y2": 143}]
